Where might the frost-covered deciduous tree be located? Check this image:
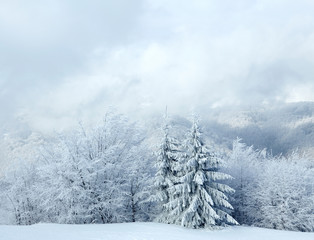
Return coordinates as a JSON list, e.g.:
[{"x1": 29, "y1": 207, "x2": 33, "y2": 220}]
[
  {"x1": 225, "y1": 141, "x2": 314, "y2": 232},
  {"x1": 1, "y1": 163, "x2": 41, "y2": 225},
  {"x1": 0, "y1": 133, "x2": 43, "y2": 225},
  {"x1": 122, "y1": 146, "x2": 155, "y2": 222},
  {"x1": 224, "y1": 138, "x2": 263, "y2": 224},
  {"x1": 0, "y1": 111, "x2": 155, "y2": 225},
  {"x1": 165, "y1": 120, "x2": 237, "y2": 228},
  {"x1": 37, "y1": 112, "x2": 150, "y2": 224},
  {"x1": 38, "y1": 136, "x2": 98, "y2": 224},
  {"x1": 249, "y1": 151, "x2": 314, "y2": 231}
]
